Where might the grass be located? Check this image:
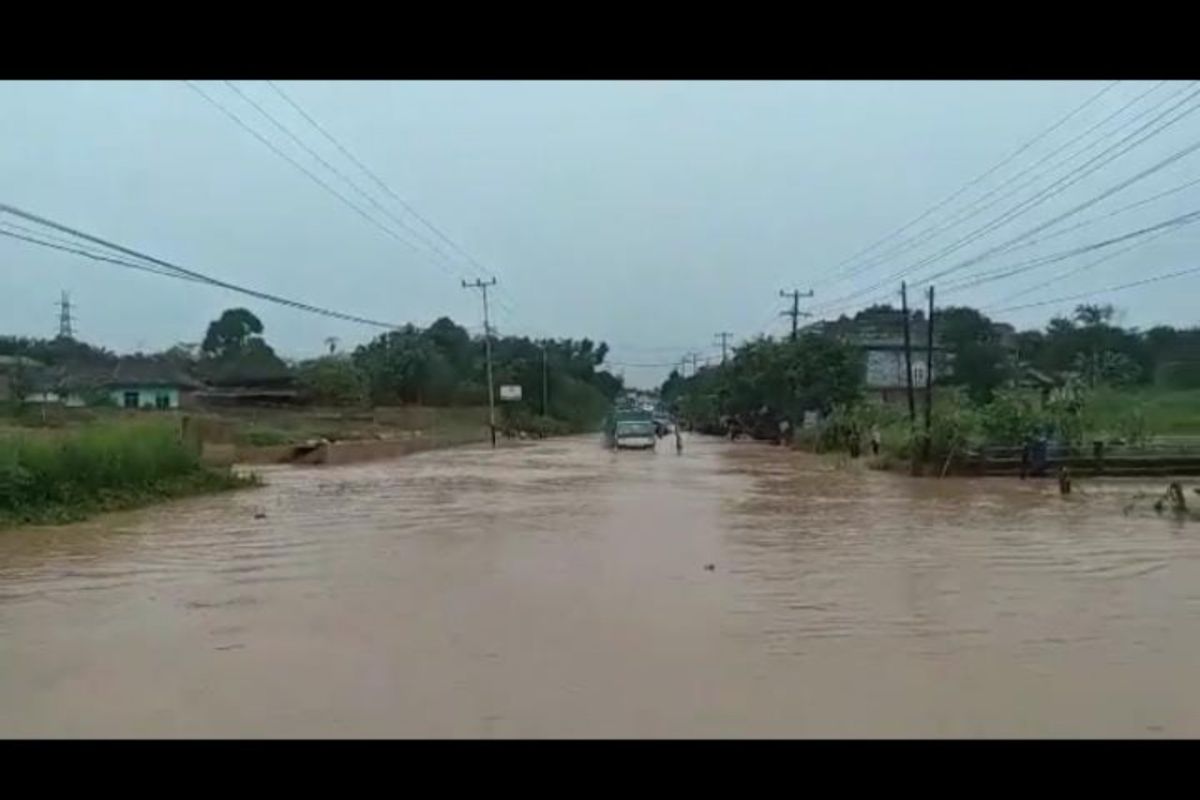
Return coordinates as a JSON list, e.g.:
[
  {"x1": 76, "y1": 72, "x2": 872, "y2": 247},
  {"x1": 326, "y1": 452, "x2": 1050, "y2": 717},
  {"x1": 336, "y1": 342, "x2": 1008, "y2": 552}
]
[
  {"x1": 1087, "y1": 387, "x2": 1200, "y2": 437},
  {"x1": 0, "y1": 418, "x2": 257, "y2": 528}
]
